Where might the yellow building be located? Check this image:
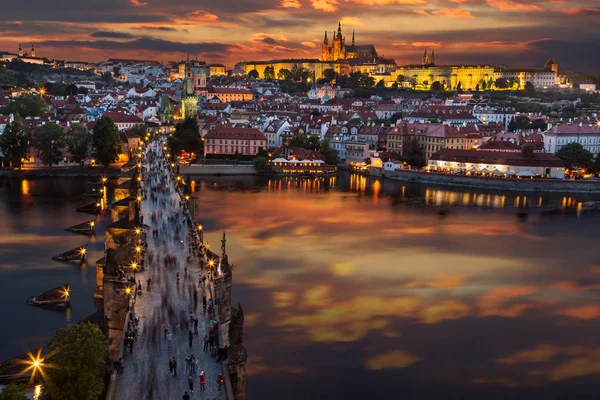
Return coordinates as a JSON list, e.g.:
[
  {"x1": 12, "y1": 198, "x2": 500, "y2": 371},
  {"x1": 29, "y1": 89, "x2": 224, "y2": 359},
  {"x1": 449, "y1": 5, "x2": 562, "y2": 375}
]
[{"x1": 235, "y1": 59, "x2": 341, "y2": 80}]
